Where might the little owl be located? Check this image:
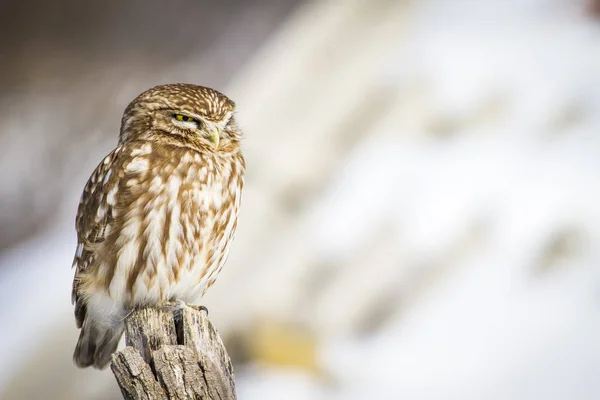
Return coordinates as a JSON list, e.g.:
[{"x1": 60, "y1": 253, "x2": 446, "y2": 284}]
[{"x1": 71, "y1": 83, "x2": 245, "y2": 369}]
